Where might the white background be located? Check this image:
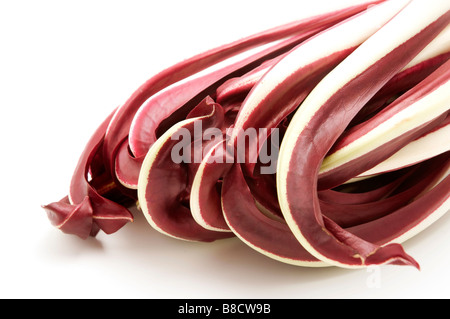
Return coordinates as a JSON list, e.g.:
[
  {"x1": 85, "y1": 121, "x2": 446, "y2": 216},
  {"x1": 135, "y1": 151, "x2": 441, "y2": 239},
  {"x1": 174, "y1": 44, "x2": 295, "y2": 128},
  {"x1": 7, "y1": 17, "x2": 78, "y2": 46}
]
[{"x1": 1, "y1": 0, "x2": 449, "y2": 299}]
